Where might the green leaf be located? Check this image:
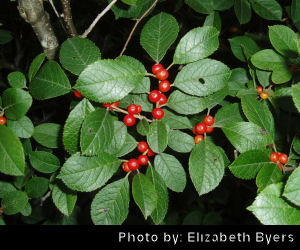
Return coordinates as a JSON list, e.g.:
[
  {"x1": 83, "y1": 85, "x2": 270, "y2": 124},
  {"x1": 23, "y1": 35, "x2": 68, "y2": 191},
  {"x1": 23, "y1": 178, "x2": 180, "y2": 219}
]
[
  {"x1": 147, "y1": 120, "x2": 168, "y2": 153},
  {"x1": 58, "y1": 153, "x2": 121, "y2": 192},
  {"x1": 29, "y1": 61, "x2": 71, "y2": 100},
  {"x1": 0, "y1": 29, "x2": 13, "y2": 44},
  {"x1": 184, "y1": 0, "x2": 214, "y2": 14},
  {"x1": 256, "y1": 164, "x2": 283, "y2": 192},
  {"x1": 0, "y1": 126, "x2": 25, "y2": 176},
  {"x1": 104, "y1": 121, "x2": 127, "y2": 155},
  {"x1": 269, "y1": 25, "x2": 299, "y2": 58},
  {"x1": 173, "y1": 26, "x2": 219, "y2": 64},
  {"x1": 132, "y1": 173, "x2": 158, "y2": 219},
  {"x1": 283, "y1": 167, "x2": 300, "y2": 206},
  {"x1": 7, "y1": 72, "x2": 26, "y2": 88},
  {"x1": 25, "y1": 177, "x2": 49, "y2": 198},
  {"x1": 228, "y1": 68, "x2": 249, "y2": 96},
  {"x1": 248, "y1": 183, "x2": 300, "y2": 225},
  {"x1": 154, "y1": 153, "x2": 186, "y2": 192},
  {"x1": 222, "y1": 122, "x2": 273, "y2": 153},
  {"x1": 234, "y1": 0, "x2": 252, "y2": 24},
  {"x1": 292, "y1": 83, "x2": 300, "y2": 113},
  {"x1": 1, "y1": 191, "x2": 28, "y2": 215},
  {"x1": 121, "y1": 0, "x2": 138, "y2": 5},
  {"x1": 241, "y1": 95, "x2": 275, "y2": 139},
  {"x1": 91, "y1": 178, "x2": 129, "y2": 225},
  {"x1": 229, "y1": 150, "x2": 274, "y2": 179},
  {"x1": 33, "y1": 123, "x2": 62, "y2": 149},
  {"x1": 63, "y1": 98, "x2": 95, "y2": 154},
  {"x1": 80, "y1": 108, "x2": 114, "y2": 156},
  {"x1": 59, "y1": 37, "x2": 101, "y2": 75},
  {"x1": 189, "y1": 140, "x2": 225, "y2": 196},
  {"x1": 29, "y1": 151, "x2": 60, "y2": 174},
  {"x1": 115, "y1": 133, "x2": 138, "y2": 157},
  {"x1": 7, "y1": 116, "x2": 34, "y2": 139},
  {"x1": 137, "y1": 119, "x2": 150, "y2": 136},
  {"x1": 131, "y1": 77, "x2": 150, "y2": 94},
  {"x1": 2, "y1": 88, "x2": 32, "y2": 120},
  {"x1": 251, "y1": 49, "x2": 292, "y2": 84},
  {"x1": 20, "y1": 201, "x2": 32, "y2": 217},
  {"x1": 229, "y1": 36, "x2": 260, "y2": 62},
  {"x1": 28, "y1": 53, "x2": 46, "y2": 82},
  {"x1": 168, "y1": 130, "x2": 195, "y2": 153},
  {"x1": 174, "y1": 59, "x2": 231, "y2": 96},
  {"x1": 0, "y1": 181, "x2": 17, "y2": 198},
  {"x1": 162, "y1": 109, "x2": 192, "y2": 129},
  {"x1": 212, "y1": 0, "x2": 234, "y2": 10},
  {"x1": 52, "y1": 181, "x2": 77, "y2": 216},
  {"x1": 256, "y1": 69, "x2": 271, "y2": 88},
  {"x1": 291, "y1": 0, "x2": 300, "y2": 23},
  {"x1": 250, "y1": 0, "x2": 282, "y2": 21},
  {"x1": 74, "y1": 56, "x2": 146, "y2": 103},
  {"x1": 203, "y1": 11, "x2": 221, "y2": 31},
  {"x1": 146, "y1": 165, "x2": 168, "y2": 225},
  {"x1": 140, "y1": 12, "x2": 179, "y2": 62}
]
